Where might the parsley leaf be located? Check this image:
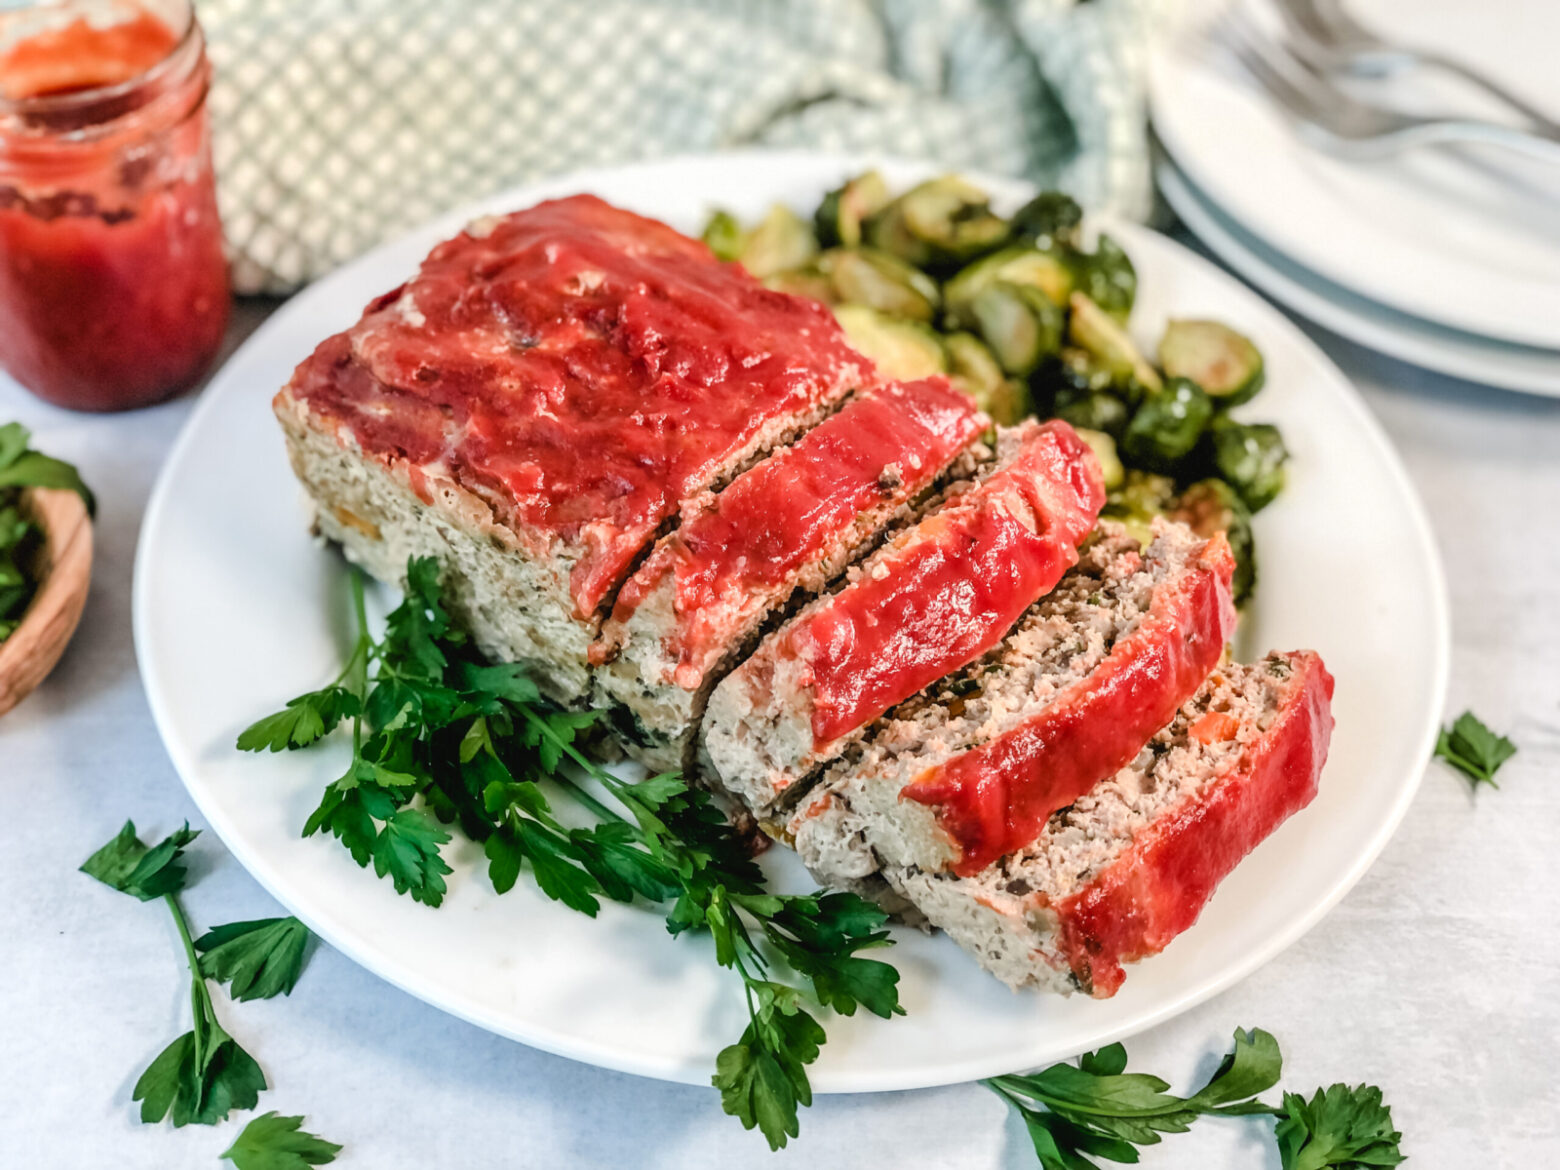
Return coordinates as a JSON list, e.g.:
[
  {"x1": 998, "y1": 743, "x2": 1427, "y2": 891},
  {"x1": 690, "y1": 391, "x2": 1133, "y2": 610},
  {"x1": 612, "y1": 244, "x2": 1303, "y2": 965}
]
[
  {"x1": 1275, "y1": 1084, "x2": 1405, "y2": 1170},
  {"x1": 197, "y1": 917, "x2": 313, "y2": 1001},
  {"x1": 221, "y1": 1112, "x2": 342, "y2": 1169},
  {"x1": 80, "y1": 820, "x2": 199, "y2": 902},
  {"x1": 372, "y1": 807, "x2": 453, "y2": 907},
  {"x1": 1434, "y1": 711, "x2": 1516, "y2": 788},
  {"x1": 237, "y1": 688, "x2": 361, "y2": 752},
  {"x1": 0, "y1": 422, "x2": 95, "y2": 514}
]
